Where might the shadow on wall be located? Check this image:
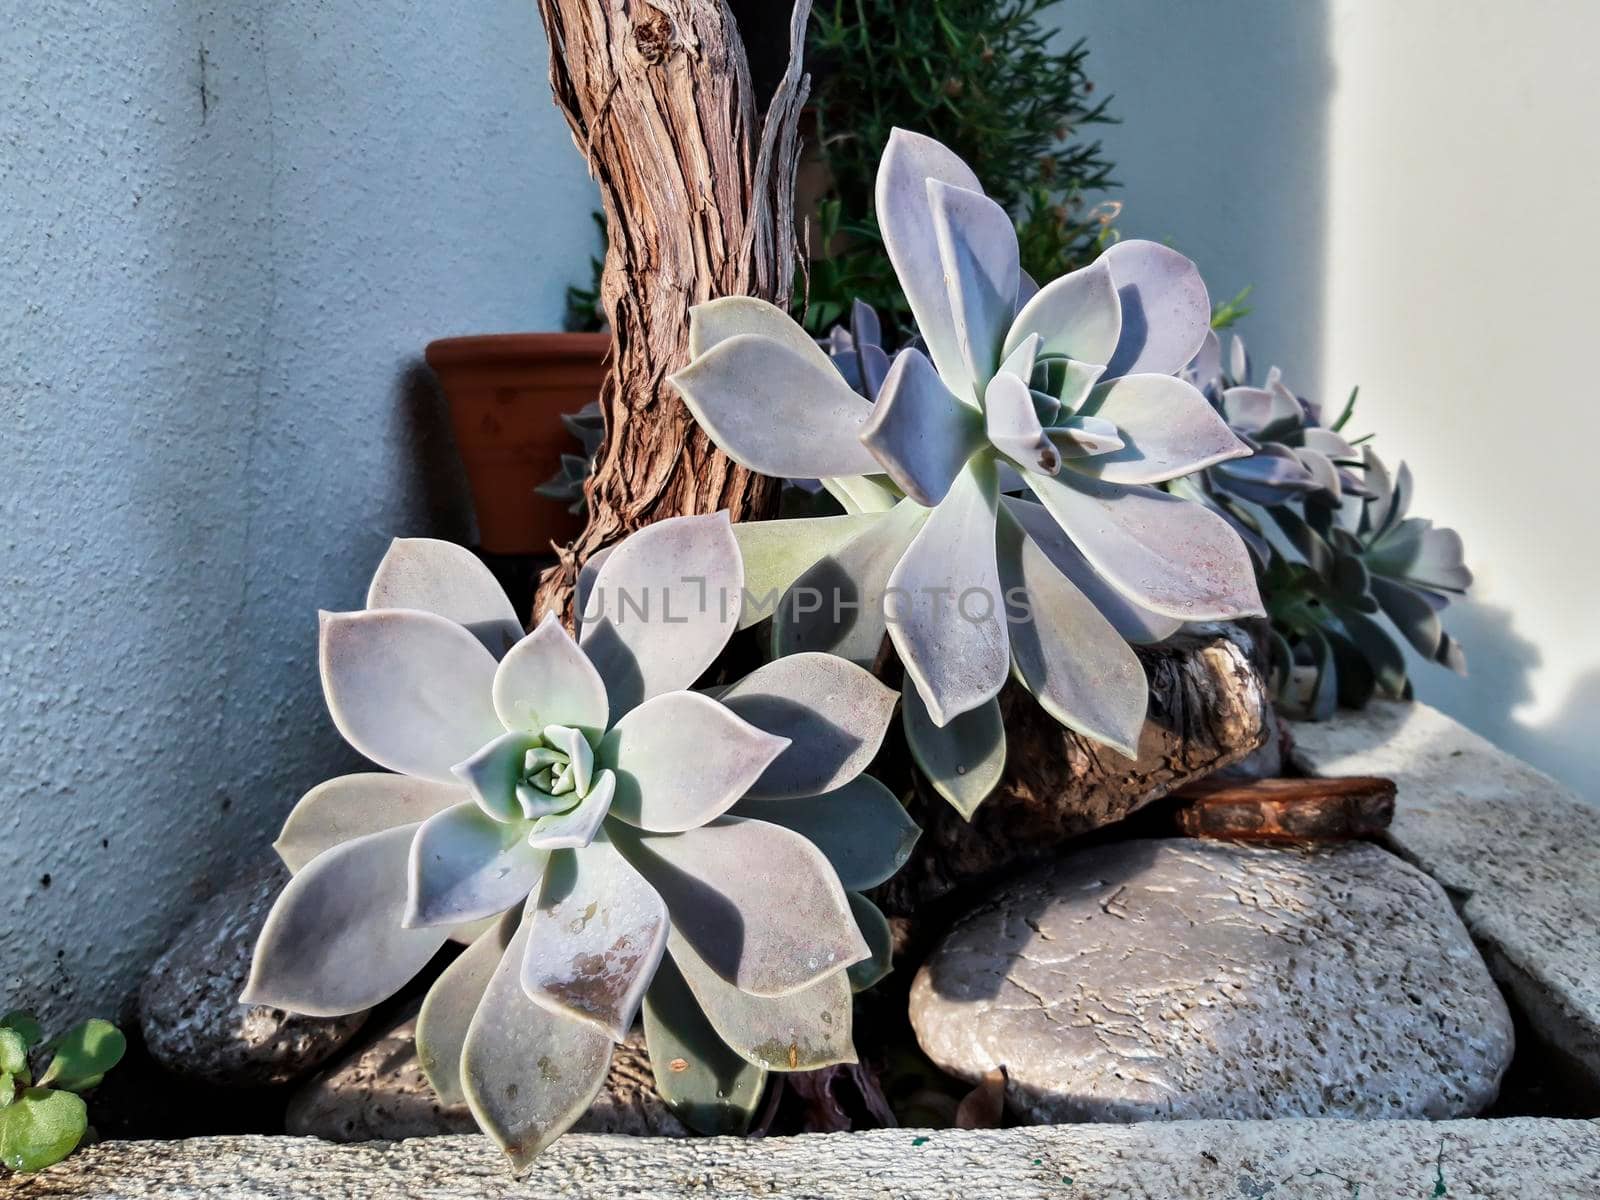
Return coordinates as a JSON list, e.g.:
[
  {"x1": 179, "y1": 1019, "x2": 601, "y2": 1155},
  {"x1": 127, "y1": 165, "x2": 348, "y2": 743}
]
[{"x1": 1059, "y1": 0, "x2": 1334, "y2": 381}]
